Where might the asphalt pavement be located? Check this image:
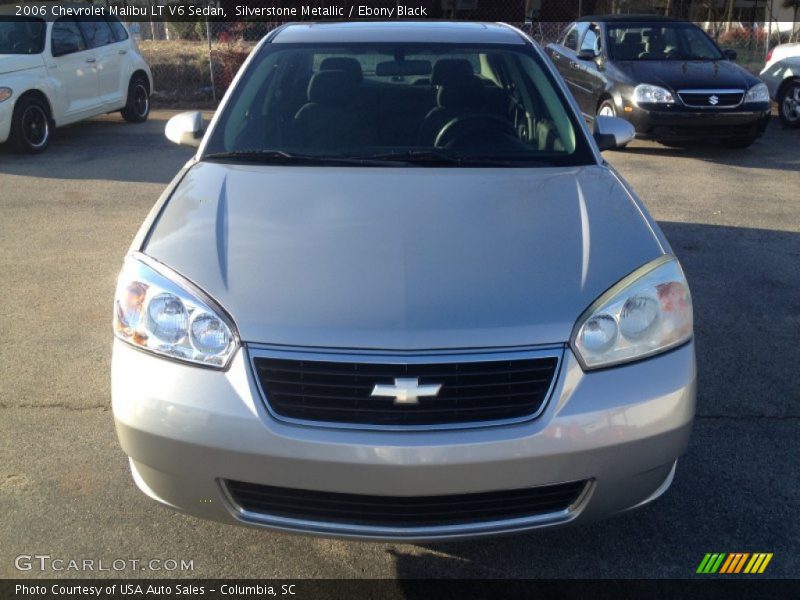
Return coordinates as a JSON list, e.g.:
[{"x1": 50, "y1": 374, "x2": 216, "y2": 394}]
[{"x1": 0, "y1": 110, "x2": 798, "y2": 579}]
